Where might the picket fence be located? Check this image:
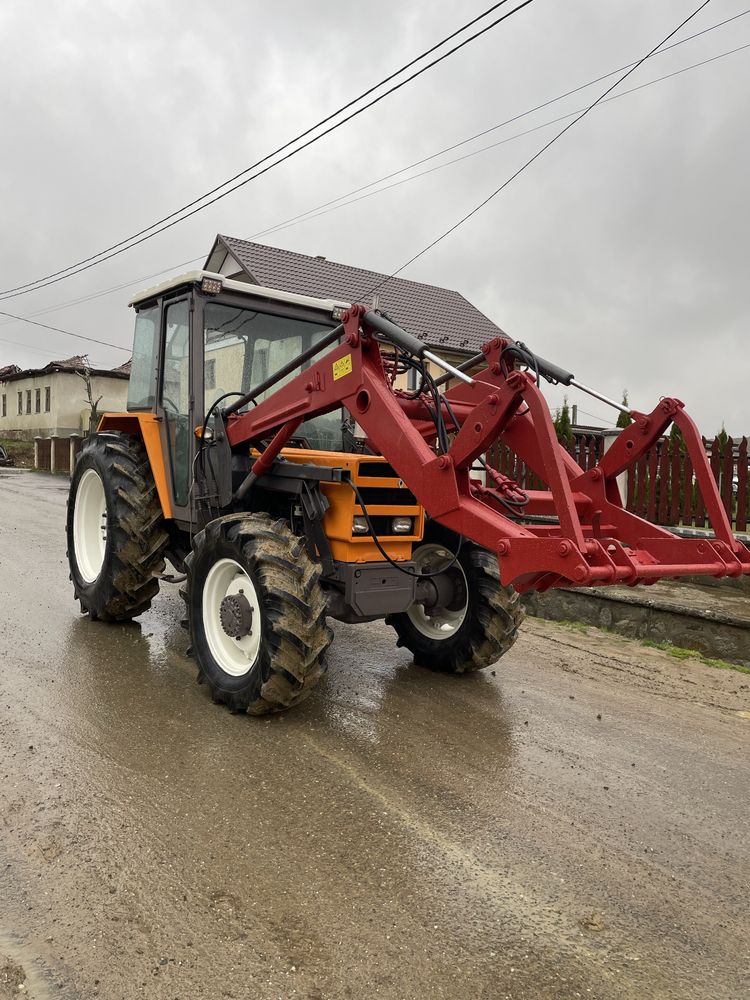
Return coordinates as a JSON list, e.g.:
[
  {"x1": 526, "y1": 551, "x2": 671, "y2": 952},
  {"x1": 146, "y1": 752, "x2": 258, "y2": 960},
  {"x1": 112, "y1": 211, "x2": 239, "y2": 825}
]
[{"x1": 487, "y1": 433, "x2": 749, "y2": 533}]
